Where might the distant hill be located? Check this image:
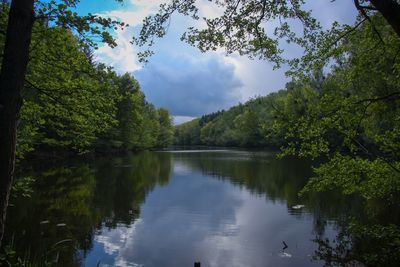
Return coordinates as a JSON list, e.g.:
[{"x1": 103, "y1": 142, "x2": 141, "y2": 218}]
[{"x1": 174, "y1": 90, "x2": 287, "y2": 148}]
